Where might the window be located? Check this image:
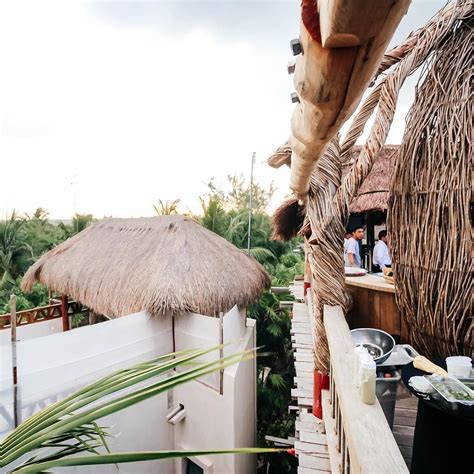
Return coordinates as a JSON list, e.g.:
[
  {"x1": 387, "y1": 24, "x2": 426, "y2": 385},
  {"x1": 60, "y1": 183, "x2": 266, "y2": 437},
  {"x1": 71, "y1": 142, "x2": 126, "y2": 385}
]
[{"x1": 186, "y1": 459, "x2": 204, "y2": 474}]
